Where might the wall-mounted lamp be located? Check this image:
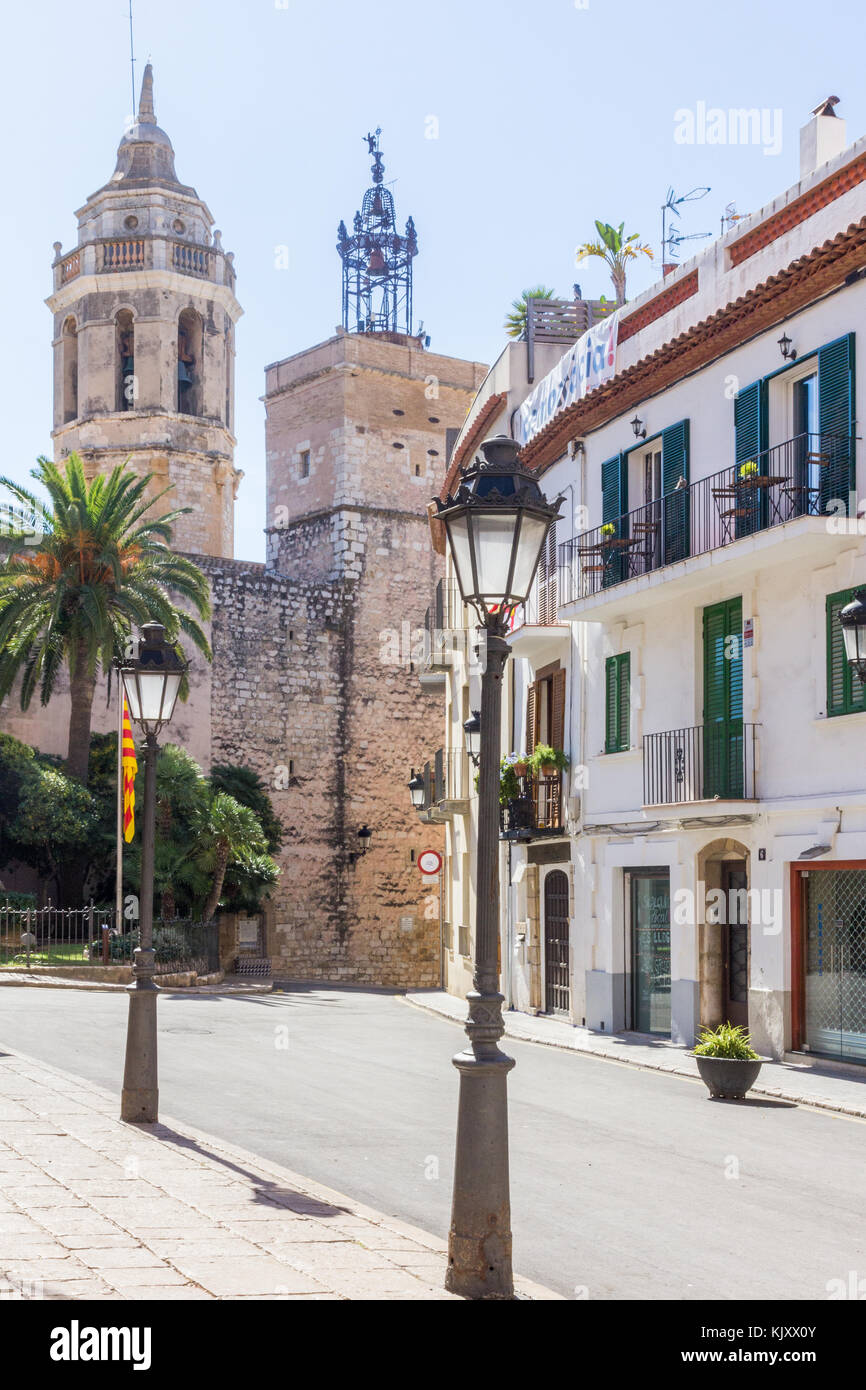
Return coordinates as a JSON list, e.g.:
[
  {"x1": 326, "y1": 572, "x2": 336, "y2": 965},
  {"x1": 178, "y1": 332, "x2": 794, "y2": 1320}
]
[
  {"x1": 631, "y1": 414, "x2": 647, "y2": 440},
  {"x1": 407, "y1": 770, "x2": 425, "y2": 811},
  {"x1": 777, "y1": 332, "x2": 797, "y2": 362},
  {"x1": 463, "y1": 710, "x2": 481, "y2": 766},
  {"x1": 348, "y1": 825, "x2": 373, "y2": 865}
]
